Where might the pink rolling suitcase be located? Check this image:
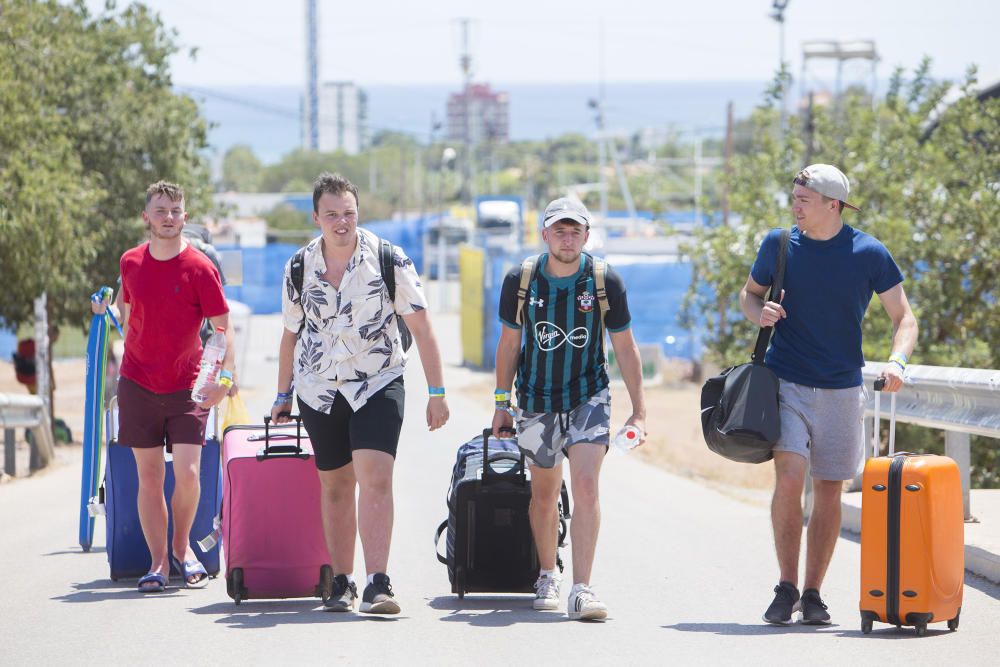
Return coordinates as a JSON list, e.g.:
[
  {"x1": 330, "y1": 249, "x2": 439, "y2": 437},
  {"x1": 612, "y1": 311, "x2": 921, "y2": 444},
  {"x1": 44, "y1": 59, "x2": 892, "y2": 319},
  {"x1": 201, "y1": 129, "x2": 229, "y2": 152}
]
[{"x1": 221, "y1": 416, "x2": 332, "y2": 605}]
